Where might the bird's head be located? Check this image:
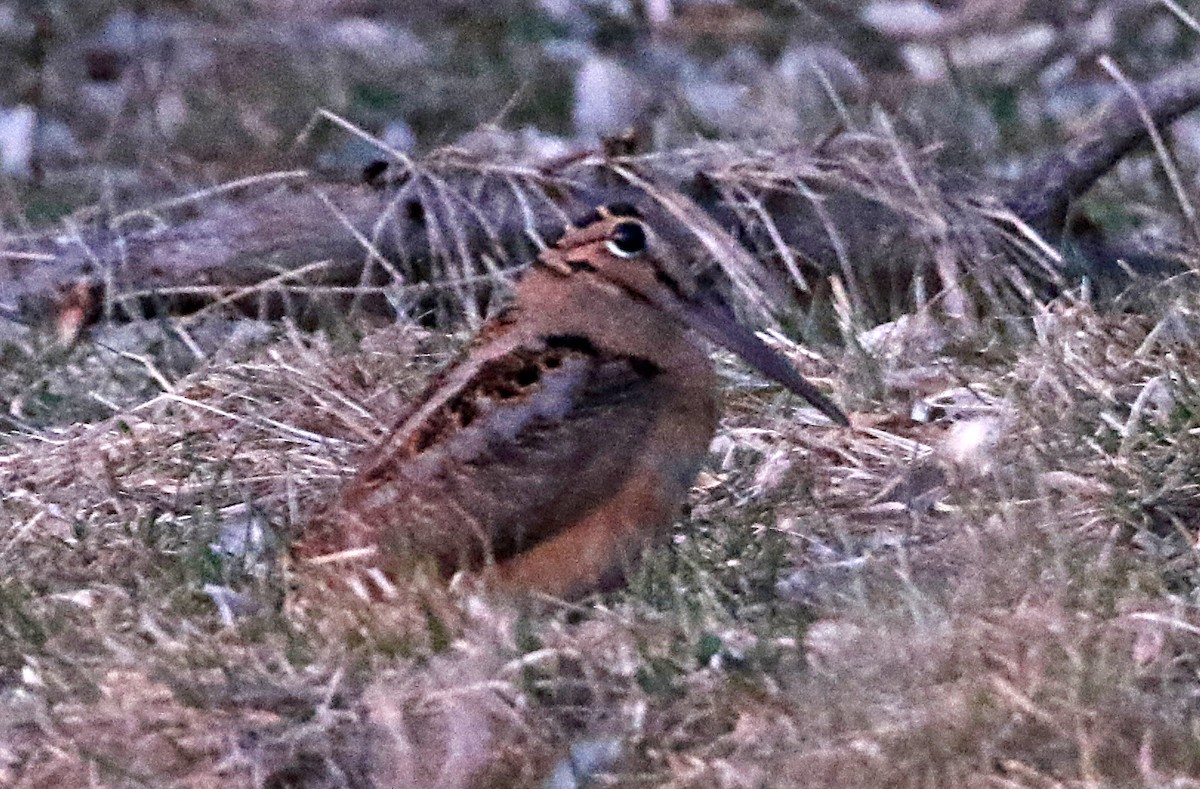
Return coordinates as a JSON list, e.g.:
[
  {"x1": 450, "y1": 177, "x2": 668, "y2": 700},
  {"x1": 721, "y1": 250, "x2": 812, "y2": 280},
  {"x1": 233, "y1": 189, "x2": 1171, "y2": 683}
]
[{"x1": 533, "y1": 202, "x2": 849, "y2": 426}]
